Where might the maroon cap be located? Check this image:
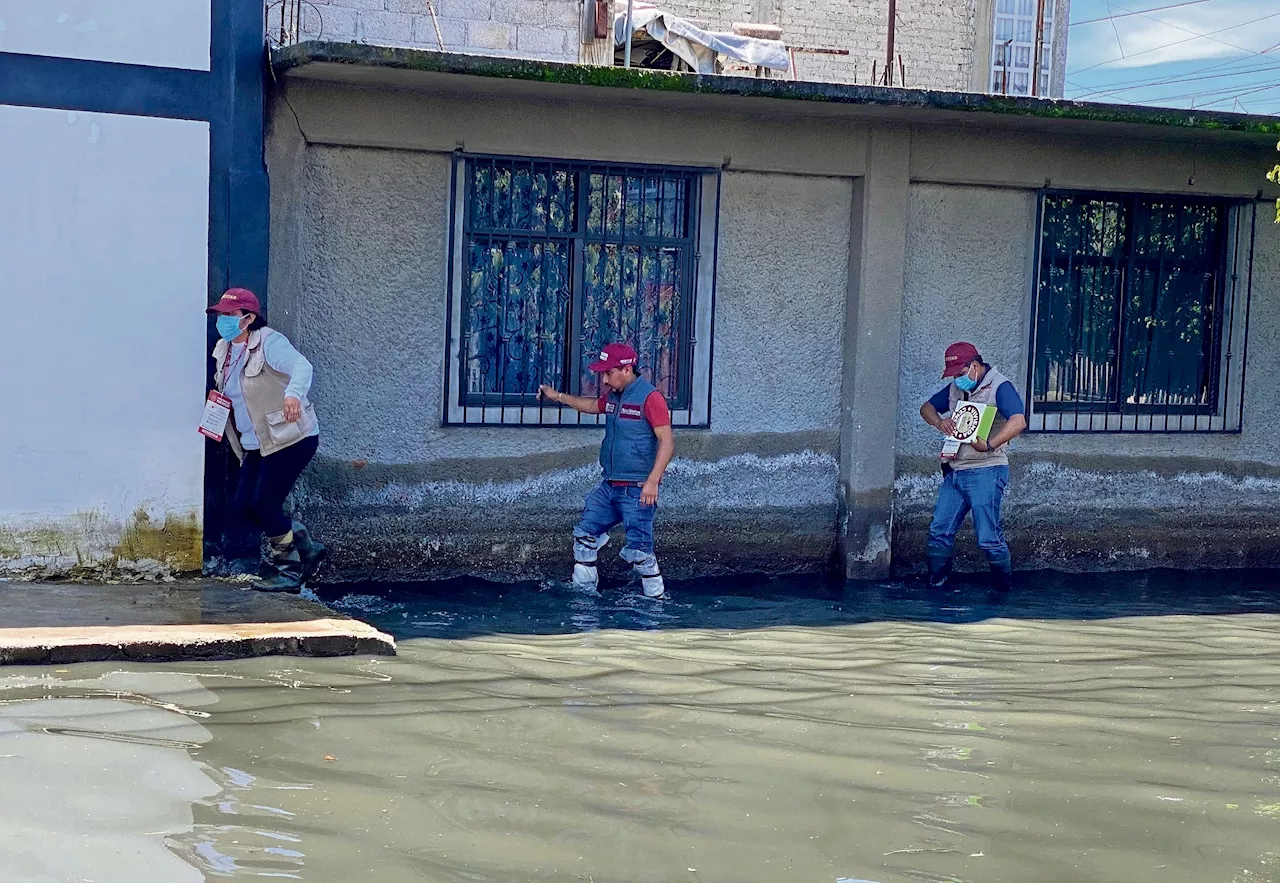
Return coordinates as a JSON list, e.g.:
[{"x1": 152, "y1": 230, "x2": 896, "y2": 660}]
[
  {"x1": 206, "y1": 287, "x2": 261, "y2": 316},
  {"x1": 588, "y1": 343, "x2": 638, "y2": 373},
  {"x1": 942, "y1": 341, "x2": 981, "y2": 378}
]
